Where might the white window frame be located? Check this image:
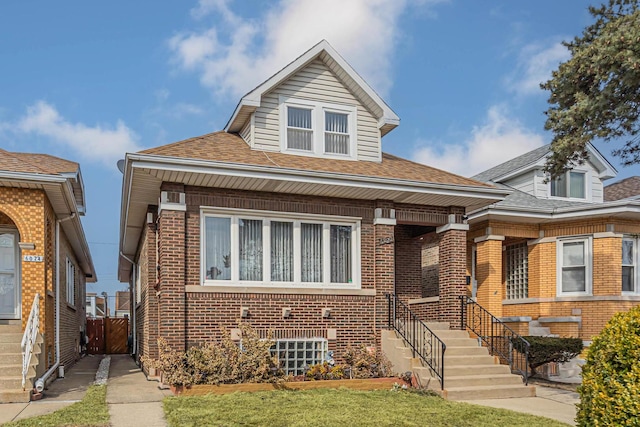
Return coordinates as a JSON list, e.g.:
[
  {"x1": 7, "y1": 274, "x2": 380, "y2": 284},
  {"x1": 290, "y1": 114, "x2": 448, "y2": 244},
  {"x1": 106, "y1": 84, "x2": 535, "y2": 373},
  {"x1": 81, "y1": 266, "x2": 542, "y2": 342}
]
[
  {"x1": 135, "y1": 263, "x2": 142, "y2": 304},
  {"x1": 622, "y1": 236, "x2": 639, "y2": 295},
  {"x1": 200, "y1": 208, "x2": 361, "y2": 289},
  {"x1": 66, "y1": 257, "x2": 76, "y2": 305},
  {"x1": 556, "y1": 236, "x2": 593, "y2": 296},
  {"x1": 279, "y1": 96, "x2": 357, "y2": 160},
  {"x1": 549, "y1": 170, "x2": 590, "y2": 201}
]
